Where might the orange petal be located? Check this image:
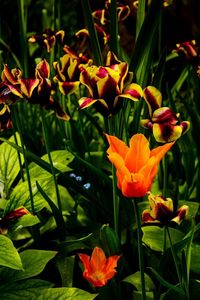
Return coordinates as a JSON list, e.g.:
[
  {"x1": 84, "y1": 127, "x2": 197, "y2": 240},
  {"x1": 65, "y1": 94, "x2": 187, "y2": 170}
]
[
  {"x1": 150, "y1": 141, "x2": 175, "y2": 163},
  {"x1": 105, "y1": 134, "x2": 129, "y2": 159},
  {"x1": 121, "y1": 173, "x2": 148, "y2": 197},
  {"x1": 90, "y1": 247, "x2": 106, "y2": 272},
  {"x1": 125, "y1": 134, "x2": 150, "y2": 173}
]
